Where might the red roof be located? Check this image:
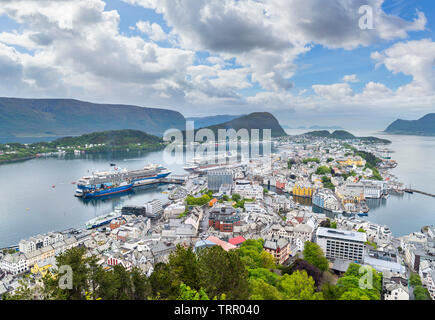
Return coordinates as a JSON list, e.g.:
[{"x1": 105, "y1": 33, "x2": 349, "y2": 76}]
[
  {"x1": 228, "y1": 236, "x2": 246, "y2": 245},
  {"x1": 206, "y1": 236, "x2": 237, "y2": 251},
  {"x1": 295, "y1": 217, "x2": 304, "y2": 223}
]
